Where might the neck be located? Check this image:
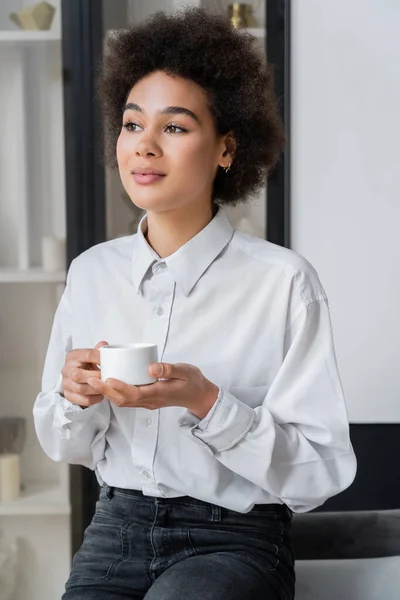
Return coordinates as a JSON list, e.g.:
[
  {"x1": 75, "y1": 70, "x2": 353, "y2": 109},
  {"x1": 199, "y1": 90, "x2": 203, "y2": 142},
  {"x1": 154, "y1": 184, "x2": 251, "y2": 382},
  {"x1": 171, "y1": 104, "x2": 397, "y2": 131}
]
[{"x1": 144, "y1": 203, "x2": 215, "y2": 258}]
